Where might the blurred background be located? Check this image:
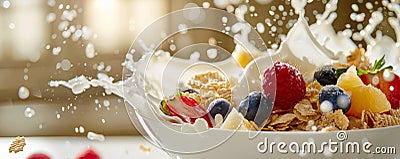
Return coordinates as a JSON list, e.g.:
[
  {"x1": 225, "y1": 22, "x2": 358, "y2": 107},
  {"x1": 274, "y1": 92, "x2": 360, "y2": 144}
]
[{"x1": 0, "y1": 0, "x2": 395, "y2": 136}]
